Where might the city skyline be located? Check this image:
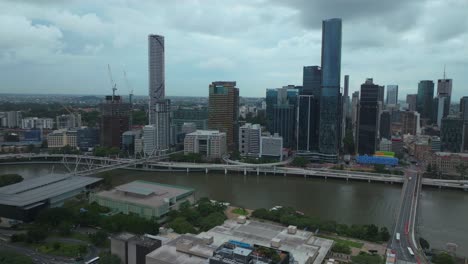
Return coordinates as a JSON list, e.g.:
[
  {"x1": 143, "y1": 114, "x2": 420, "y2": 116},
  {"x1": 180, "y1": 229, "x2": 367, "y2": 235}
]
[{"x1": 0, "y1": 1, "x2": 467, "y2": 100}]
